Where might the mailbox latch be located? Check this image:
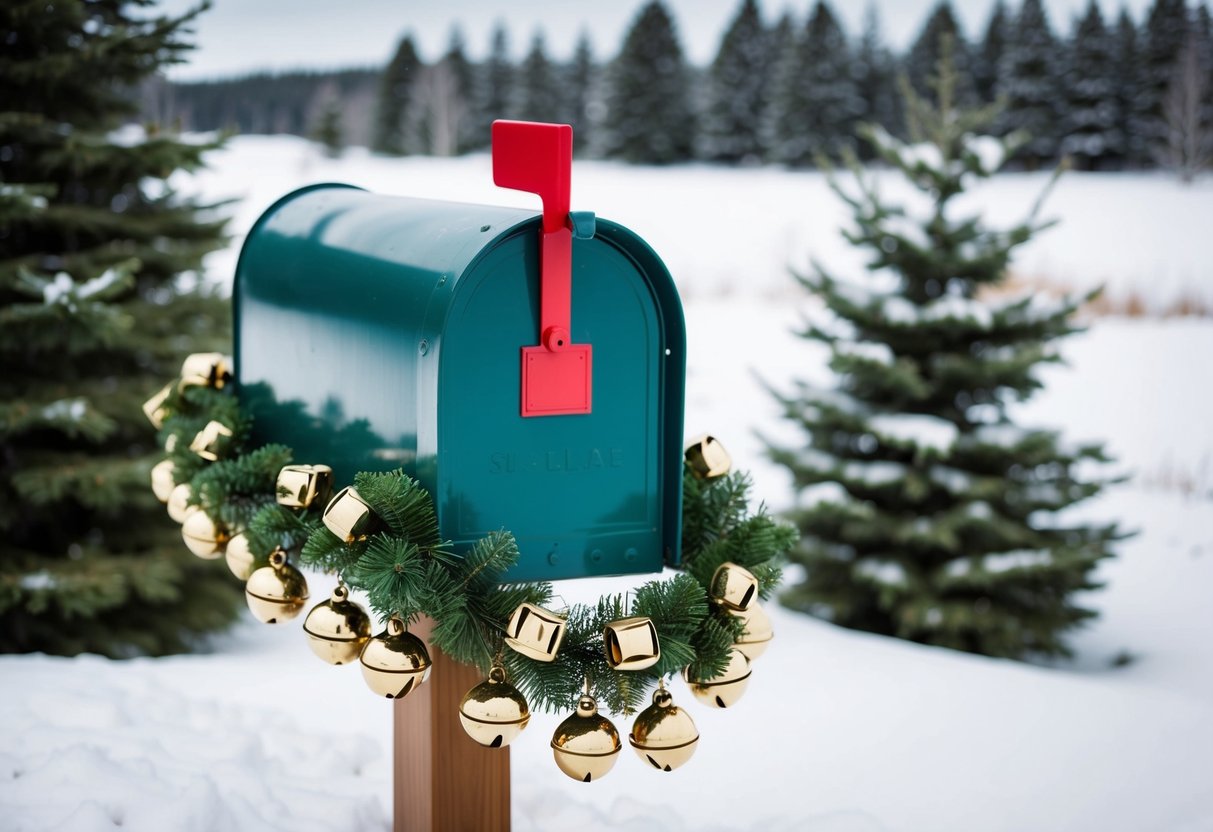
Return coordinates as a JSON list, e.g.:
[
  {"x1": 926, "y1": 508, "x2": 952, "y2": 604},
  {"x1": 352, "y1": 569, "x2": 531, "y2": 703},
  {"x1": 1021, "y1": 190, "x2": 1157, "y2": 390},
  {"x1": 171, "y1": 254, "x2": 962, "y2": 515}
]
[{"x1": 492, "y1": 120, "x2": 594, "y2": 418}]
